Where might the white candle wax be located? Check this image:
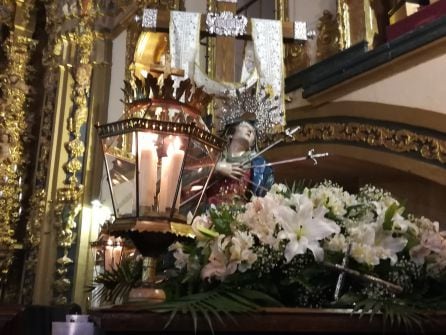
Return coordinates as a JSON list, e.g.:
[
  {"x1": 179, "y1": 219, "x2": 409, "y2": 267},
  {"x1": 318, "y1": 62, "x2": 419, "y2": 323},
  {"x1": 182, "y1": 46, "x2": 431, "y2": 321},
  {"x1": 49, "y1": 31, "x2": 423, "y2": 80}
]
[
  {"x1": 158, "y1": 155, "x2": 171, "y2": 212},
  {"x1": 139, "y1": 143, "x2": 158, "y2": 208},
  {"x1": 104, "y1": 240, "x2": 114, "y2": 272},
  {"x1": 112, "y1": 244, "x2": 123, "y2": 269},
  {"x1": 167, "y1": 149, "x2": 184, "y2": 210}
]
